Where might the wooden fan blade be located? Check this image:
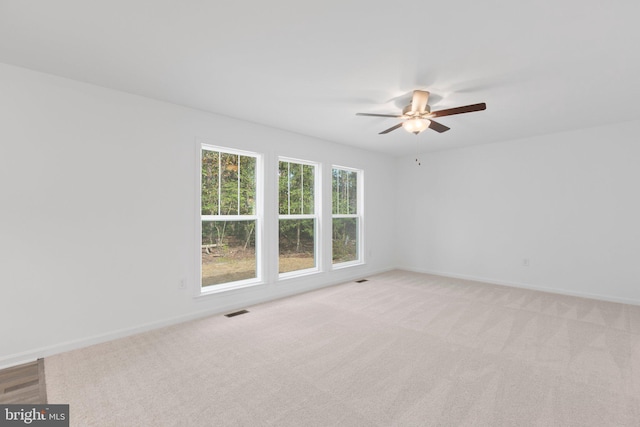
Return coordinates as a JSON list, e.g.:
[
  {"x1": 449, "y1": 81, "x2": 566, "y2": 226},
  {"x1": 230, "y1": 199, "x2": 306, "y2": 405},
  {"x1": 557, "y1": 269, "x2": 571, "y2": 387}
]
[
  {"x1": 356, "y1": 112, "x2": 402, "y2": 118},
  {"x1": 429, "y1": 103, "x2": 486, "y2": 118},
  {"x1": 379, "y1": 123, "x2": 403, "y2": 134},
  {"x1": 428, "y1": 120, "x2": 450, "y2": 133}
]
